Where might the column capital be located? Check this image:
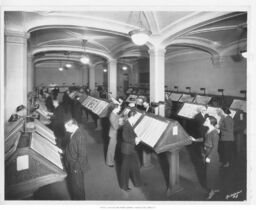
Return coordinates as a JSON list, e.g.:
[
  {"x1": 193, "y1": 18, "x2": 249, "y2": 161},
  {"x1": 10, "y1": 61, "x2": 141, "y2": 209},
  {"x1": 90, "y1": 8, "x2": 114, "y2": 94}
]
[
  {"x1": 148, "y1": 47, "x2": 166, "y2": 57},
  {"x1": 5, "y1": 30, "x2": 29, "y2": 44},
  {"x1": 108, "y1": 58, "x2": 117, "y2": 64},
  {"x1": 27, "y1": 52, "x2": 34, "y2": 58},
  {"x1": 211, "y1": 55, "x2": 223, "y2": 68}
]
